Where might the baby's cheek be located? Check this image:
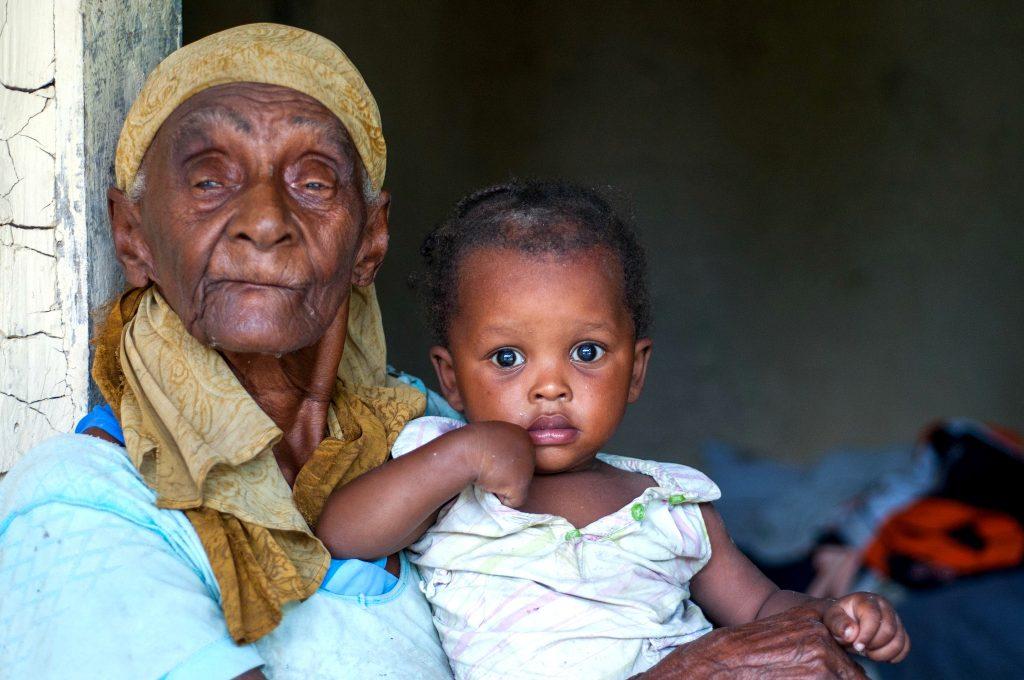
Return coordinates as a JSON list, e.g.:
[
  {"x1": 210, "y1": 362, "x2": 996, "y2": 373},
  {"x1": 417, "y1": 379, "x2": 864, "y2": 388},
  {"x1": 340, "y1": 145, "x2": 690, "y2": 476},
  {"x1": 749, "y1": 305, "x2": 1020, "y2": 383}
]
[{"x1": 472, "y1": 385, "x2": 517, "y2": 423}]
